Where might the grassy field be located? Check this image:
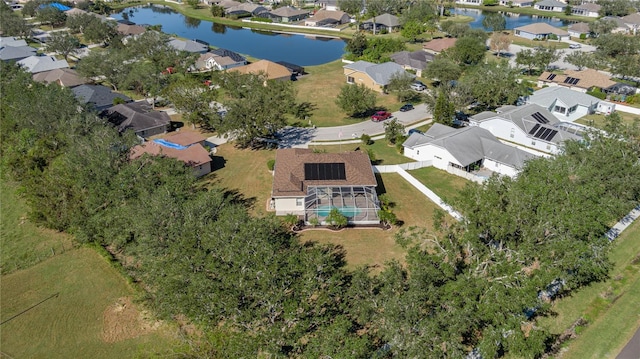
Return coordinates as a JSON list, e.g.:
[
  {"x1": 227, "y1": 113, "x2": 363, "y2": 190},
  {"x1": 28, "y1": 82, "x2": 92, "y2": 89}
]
[
  {"x1": 538, "y1": 219, "x2": 640, "y2": 358},
  {"x1": 310, "y1": 139, "x2": 414, "y2": 165},
  {"x1": 0, "y1": 181, "x2": 74, "y2": 274},
  {"x1": 577, "y1": 112, "x2": 640, "y2": 129},
  {"x1": 407, "y1": 167, "x2": 473, "y2": 203},
  {"x1": 294, "y1": 60, "x2": 404, "y2": 127},
  {"x1": 508, "y1": 32, "x2": 570, "y2": 49},
  {"x1": 0, "y1": 182, "x2": 178, "y2": 359}
]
